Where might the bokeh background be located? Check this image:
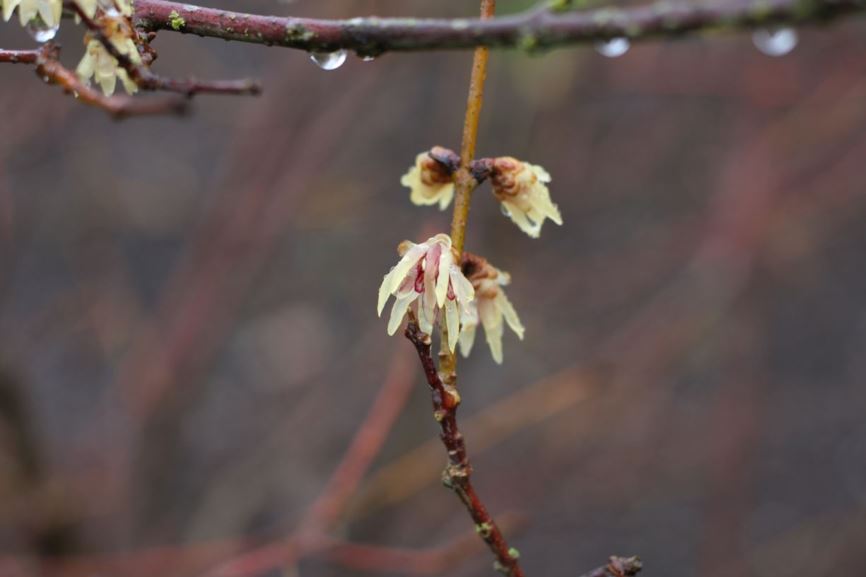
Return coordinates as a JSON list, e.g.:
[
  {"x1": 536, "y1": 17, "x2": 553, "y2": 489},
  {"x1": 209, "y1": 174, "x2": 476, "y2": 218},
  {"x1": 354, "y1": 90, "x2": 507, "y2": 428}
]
[{"x1": 2, "y1": 1, "x2": 866, "y2": 576}]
